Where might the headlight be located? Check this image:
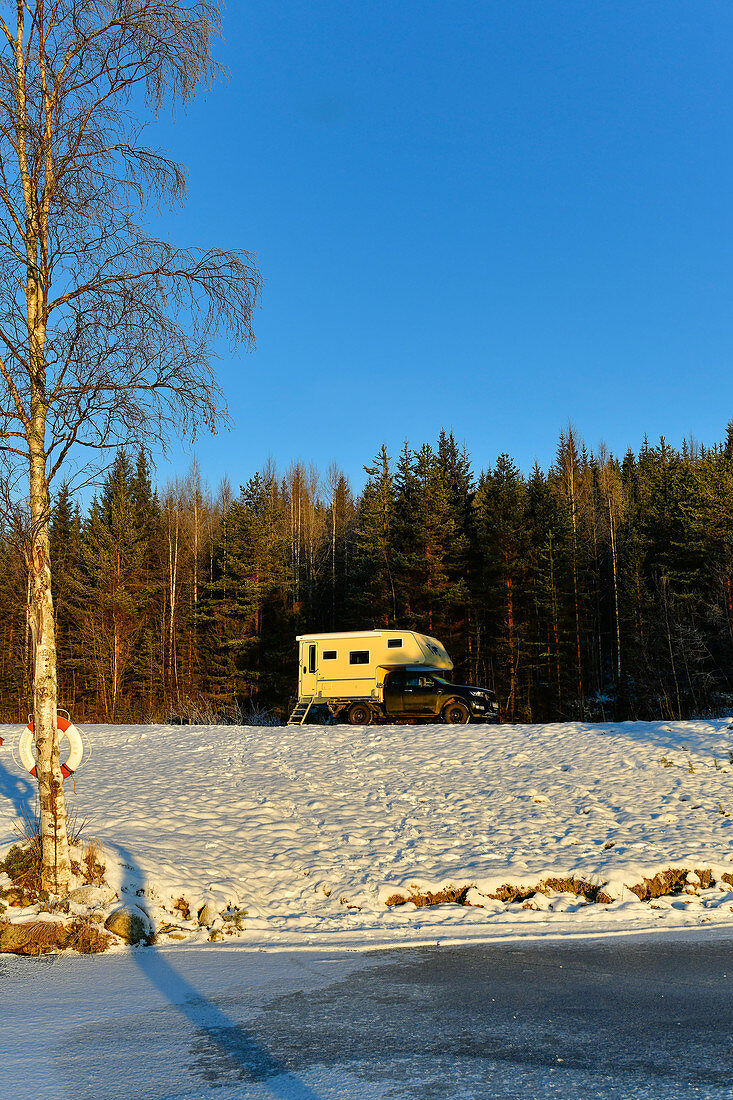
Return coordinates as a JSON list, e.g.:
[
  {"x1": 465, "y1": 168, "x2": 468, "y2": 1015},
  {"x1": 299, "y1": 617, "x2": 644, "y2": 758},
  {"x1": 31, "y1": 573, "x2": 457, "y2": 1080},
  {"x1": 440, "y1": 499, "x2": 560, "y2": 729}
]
[{"x1": 470, "y1": 690, "x2": 484, "y2": 698}]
